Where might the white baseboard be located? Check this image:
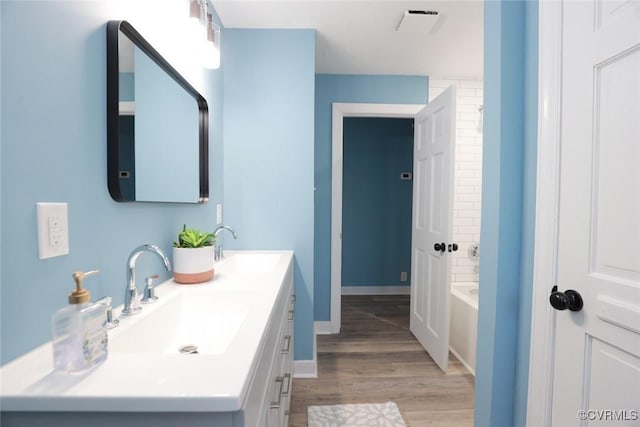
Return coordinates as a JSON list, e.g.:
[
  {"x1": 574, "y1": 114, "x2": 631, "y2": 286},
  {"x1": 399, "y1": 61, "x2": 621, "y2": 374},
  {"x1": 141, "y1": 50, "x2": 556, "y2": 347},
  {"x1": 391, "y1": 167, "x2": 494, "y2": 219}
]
[
  {"x1": 341, "y1": 286, "x2": 411, "y2": 295},
  {"x1": 450, "y1": 347, "x2": 475, "y2": 377},
  {"x1": 294, "y1": 329, "x2": 318, "y2": 378},
  {"x1": 314, "y1": 321, "x2": 335, "y2": 335},
  {"x1": 294, "y1": 359, "x2": 318, "y2": 378}
]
